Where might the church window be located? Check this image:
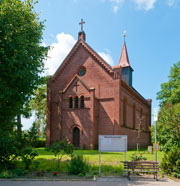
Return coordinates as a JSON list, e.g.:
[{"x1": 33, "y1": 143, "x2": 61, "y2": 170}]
[
  {"x1": 80, "y1": 96, "x2": 84, "y2": 108},
  {"x1": 123, "y1": 98, "x2": 127, "y2": 126},
  {"x1": 75, "y1": 96, "x2": 79, "y2": 108},
  {"x1": 133, "y1": 104, "x2": 136, "y2": 129},
  {"x1": 78, "y1": 67, "x2": 86, "y2": 76},
  {"x1": 69, "y1": 97, "x2": 73, "y2": 108}
]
